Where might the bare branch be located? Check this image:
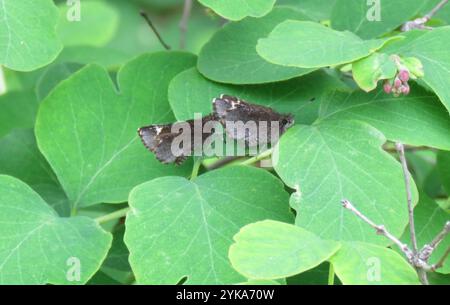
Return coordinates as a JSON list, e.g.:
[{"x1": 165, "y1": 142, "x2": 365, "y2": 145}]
[
  {"x1": 341, "y1": 199, "x2": 414, "y2": 260},
  {"x1": 179, "y1": 0, "x2": 193, "y2": 49},
  {"x1": 431, "y1": 246, "x2": 450, "y2": 271},
  {"x1": 140, "y1": 11, "x2": 171, "y2": 50},
  {"x1": 420, "y1": 221, "x2": 450, "y2": 261},
  {"x1": 396, "y1": 142, "x2": 419, "y2": 254},
  {"x1": 402, "y1": 0, "x2": 449, "y2": 31},
  {"x1": 429, "y1": 221, "x2": 450, "y2": 249}
]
